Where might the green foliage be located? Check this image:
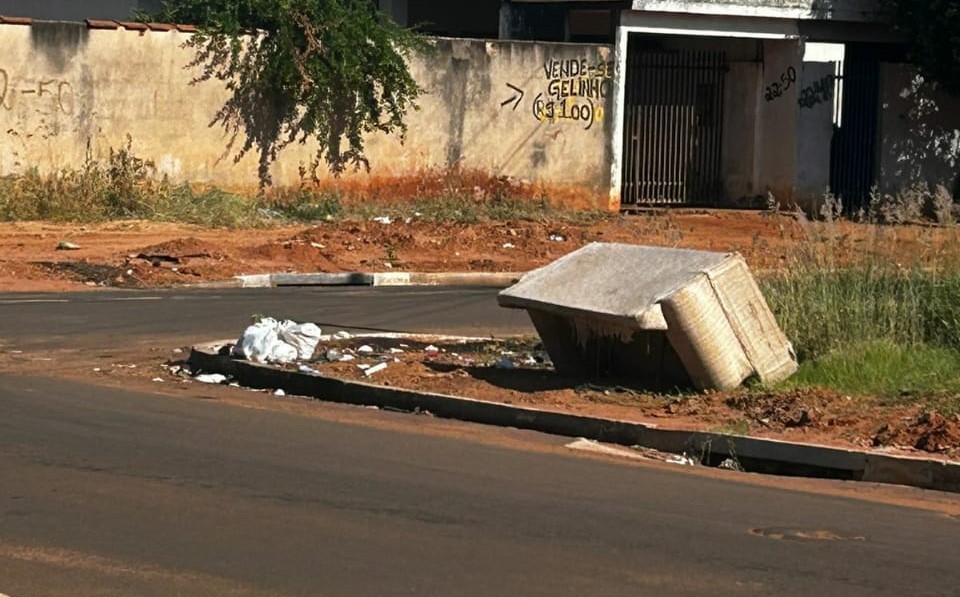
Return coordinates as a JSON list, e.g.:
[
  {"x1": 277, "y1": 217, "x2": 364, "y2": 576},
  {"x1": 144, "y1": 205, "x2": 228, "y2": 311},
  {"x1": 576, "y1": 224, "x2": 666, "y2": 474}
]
[
  {"x1": 783, "y1": 340, "x2": 960, "y2": 398},
  {"x1": 881, "y1": 0, "x2": 960, "y2": 95},
  {"x1": 156, "y1": 0, "x2": 426, "y2": 187},
  {"x1": 761, "y1": 267, "x2": 960, "y2": 362}
]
